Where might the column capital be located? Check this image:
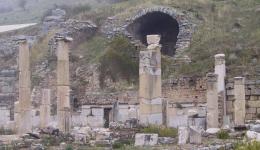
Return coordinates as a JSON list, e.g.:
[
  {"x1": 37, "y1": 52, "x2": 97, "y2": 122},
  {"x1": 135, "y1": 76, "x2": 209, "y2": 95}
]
[
  {"x1": 215, "y1": 54, "x2": 225, "y2": 65},
  {"x1": 147, "y1": 35, "x2": 162, "y2": 50},
  {"x1": 147, "y1": 35, "x2": 161, "y2": 45},
  {"x1": 234, "y1": 77, "x2": 245, "y2": 85}
]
